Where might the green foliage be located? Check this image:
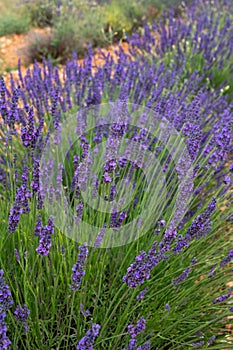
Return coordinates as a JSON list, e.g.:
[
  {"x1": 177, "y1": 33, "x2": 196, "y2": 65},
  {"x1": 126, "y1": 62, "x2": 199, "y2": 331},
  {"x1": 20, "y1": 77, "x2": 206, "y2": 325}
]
[
  {"x1": 103, "y1": 0, "x2": 161, "y2": 38},
  {"x1": 25, "y1": 0, "x2": 55, "y2": 27},
  {"x1": 0, "y1": 11, "x2": 30, "y2": 37},
  {"x1": 26, "y1": 2, "x2": 106, "y2": 63}
]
